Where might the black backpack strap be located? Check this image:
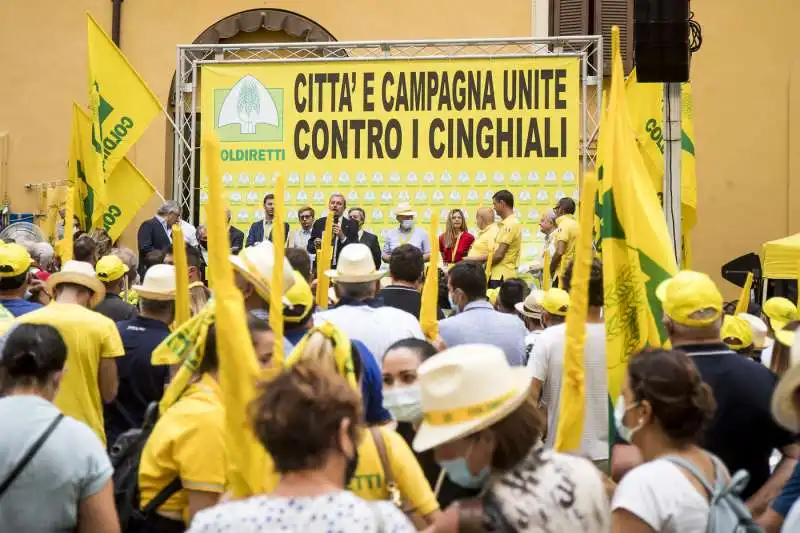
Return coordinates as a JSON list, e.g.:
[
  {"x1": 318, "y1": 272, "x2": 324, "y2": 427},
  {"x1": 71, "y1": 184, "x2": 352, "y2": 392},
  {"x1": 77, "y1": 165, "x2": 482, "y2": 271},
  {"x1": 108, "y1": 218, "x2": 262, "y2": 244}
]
[
  {"x1": 141, "y1": 478, "x2": 183, "y2": 516},
  {"x1": 0, "y1": 413, "x2": 65, "y2": 498}
]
